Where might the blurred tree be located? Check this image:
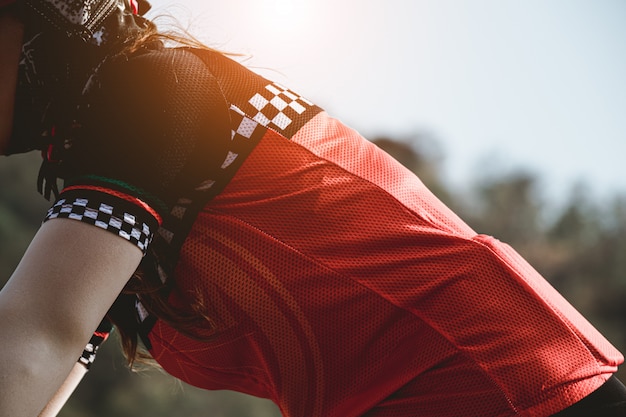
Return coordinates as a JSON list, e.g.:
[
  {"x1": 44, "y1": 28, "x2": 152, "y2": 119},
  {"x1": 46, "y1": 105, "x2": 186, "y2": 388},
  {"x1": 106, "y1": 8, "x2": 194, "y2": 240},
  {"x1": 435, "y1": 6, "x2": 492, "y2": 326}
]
[
  {"x1": 545, "y1": 184, "x2": 604, "y2": 293},
  {"x1": 543, "y1": 186, "x2": 626, "y2": 367},
  {"x1": 466, "y1": 171, "x2": 544, "y2": 247},
  {"x1": 0, "y1": 152, "x2": 50, "y2": 281},
  {"x1": 372, "y1": 132, "x2": 457, "y2": 210}
]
